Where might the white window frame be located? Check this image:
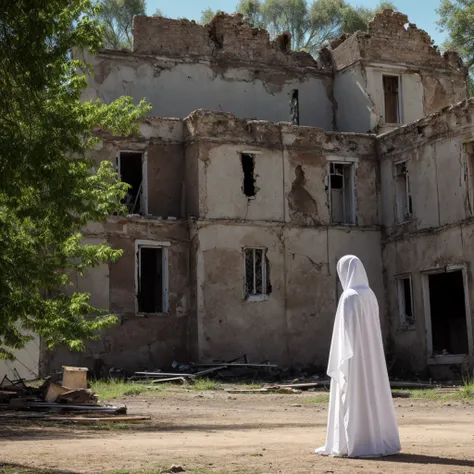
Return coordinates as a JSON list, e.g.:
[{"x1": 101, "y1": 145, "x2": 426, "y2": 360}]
[
  {"x1": 394, "y1": 160, "x2": 412, "y2": 224},
  {"x1": 116, "y1": 150, "x2": 148, "y2": 215},
  {"x1": 396, "y1": 274, "x2": 415, "y2": 329},
  {"x1": 134, "y1": 240, "x2": 169, "y2": 315},
  {"x1": 327, "y1": 159, "x2": 357, "y2": 225},
  {"x1": 243, "y1": 247, "x2": 268, "y2": 302},
  {"x1": 382, "y1": 73, "x2": 403, "y2": 125},
  {"x1": 421, "y1": 264, "x2": 473, "y2": 364}
]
